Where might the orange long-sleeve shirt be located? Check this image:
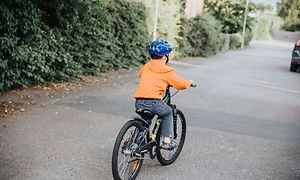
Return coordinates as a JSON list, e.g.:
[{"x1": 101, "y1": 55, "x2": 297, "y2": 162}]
[{"x1": 134, "y1": 60, "x2": 191, "y2": 99}]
